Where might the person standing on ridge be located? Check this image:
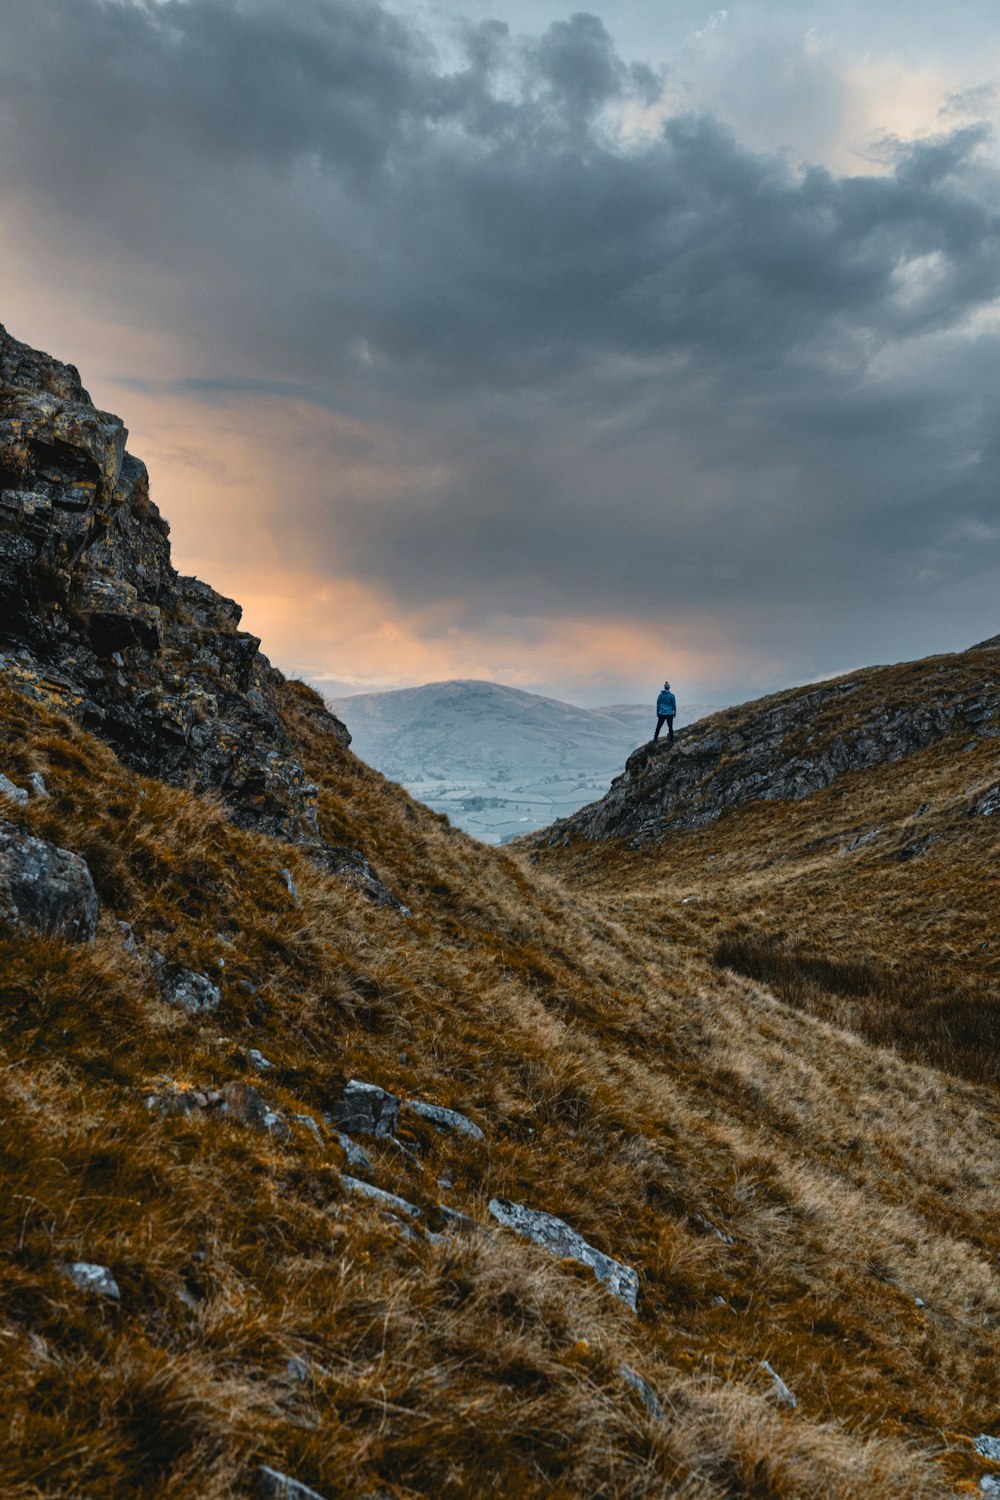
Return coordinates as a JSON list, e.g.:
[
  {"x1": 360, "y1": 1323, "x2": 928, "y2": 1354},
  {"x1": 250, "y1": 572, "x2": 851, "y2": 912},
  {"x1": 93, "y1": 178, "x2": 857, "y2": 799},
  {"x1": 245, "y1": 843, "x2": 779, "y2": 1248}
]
[{"x1": 654, "y1": 681, "x2": 676, "y2": 743}]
